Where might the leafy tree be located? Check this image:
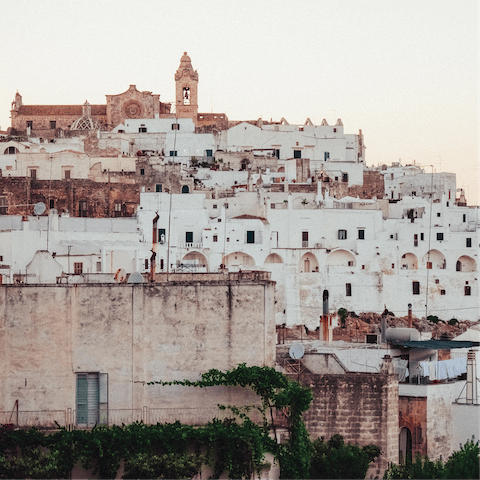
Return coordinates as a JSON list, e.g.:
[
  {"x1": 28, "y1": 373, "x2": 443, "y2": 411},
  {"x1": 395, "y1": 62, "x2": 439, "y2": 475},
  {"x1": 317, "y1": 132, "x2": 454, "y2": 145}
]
[{"x1": 338, "y1": 308, "x2": 348, "y2": 327}]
